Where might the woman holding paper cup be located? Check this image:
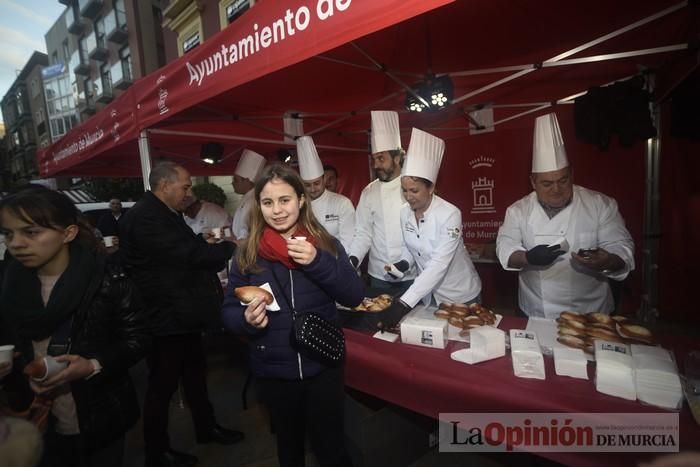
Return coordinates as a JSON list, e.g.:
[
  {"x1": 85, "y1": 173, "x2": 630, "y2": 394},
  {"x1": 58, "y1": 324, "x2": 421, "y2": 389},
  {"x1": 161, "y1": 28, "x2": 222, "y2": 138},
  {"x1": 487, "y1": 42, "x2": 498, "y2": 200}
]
[
  {"x1": 222, "y1": 163, "x2": 363, "y2": 467},
  {"x1": 0, "y1": 186, "x2": 150, "y2": 467},
  {"x1": 377, "y1": 129, "x2": 482, "y2": 330}
]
